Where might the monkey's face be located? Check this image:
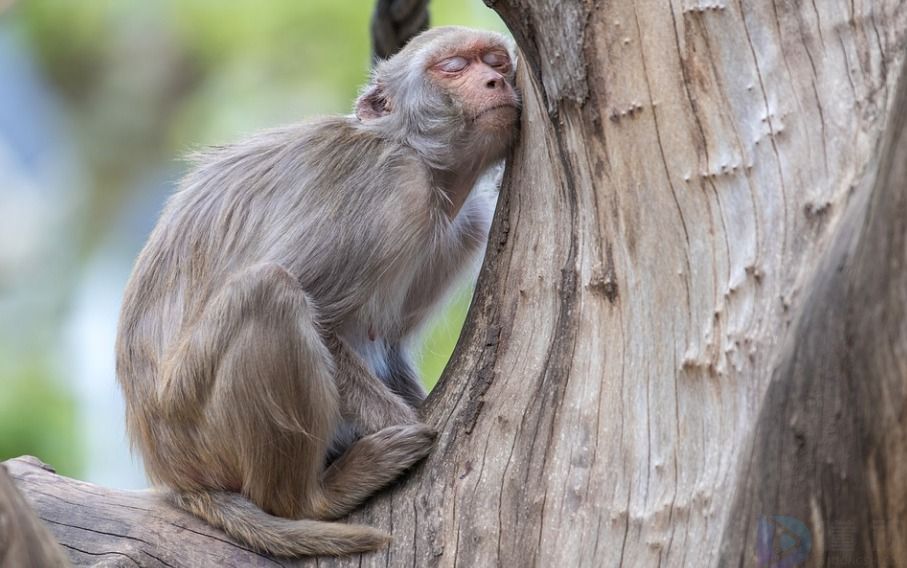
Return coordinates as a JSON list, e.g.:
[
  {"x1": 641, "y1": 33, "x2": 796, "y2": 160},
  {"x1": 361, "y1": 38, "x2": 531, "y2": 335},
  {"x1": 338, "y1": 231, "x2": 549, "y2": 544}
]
[
  {"x1": 356, "y1": 28, "x2": 521, "y2": 166},
  {"x1": 426, "y1": 45, "x2": 520, "y2": 139}
]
